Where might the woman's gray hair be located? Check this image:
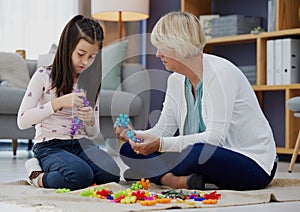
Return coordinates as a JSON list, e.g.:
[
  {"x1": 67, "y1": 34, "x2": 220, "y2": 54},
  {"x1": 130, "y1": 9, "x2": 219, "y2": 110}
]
[{"x1": 150, "y1": 11, "x2": 206, "y2": 59}]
